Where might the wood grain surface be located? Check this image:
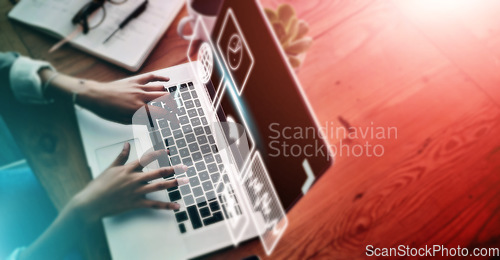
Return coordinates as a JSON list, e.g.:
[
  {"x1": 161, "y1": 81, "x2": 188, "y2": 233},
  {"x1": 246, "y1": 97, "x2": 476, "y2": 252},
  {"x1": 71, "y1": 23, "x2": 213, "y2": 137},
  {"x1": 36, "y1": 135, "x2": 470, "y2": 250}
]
[{"x1": 1, "y1": 0, "x2": 500, "y2": 259}]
